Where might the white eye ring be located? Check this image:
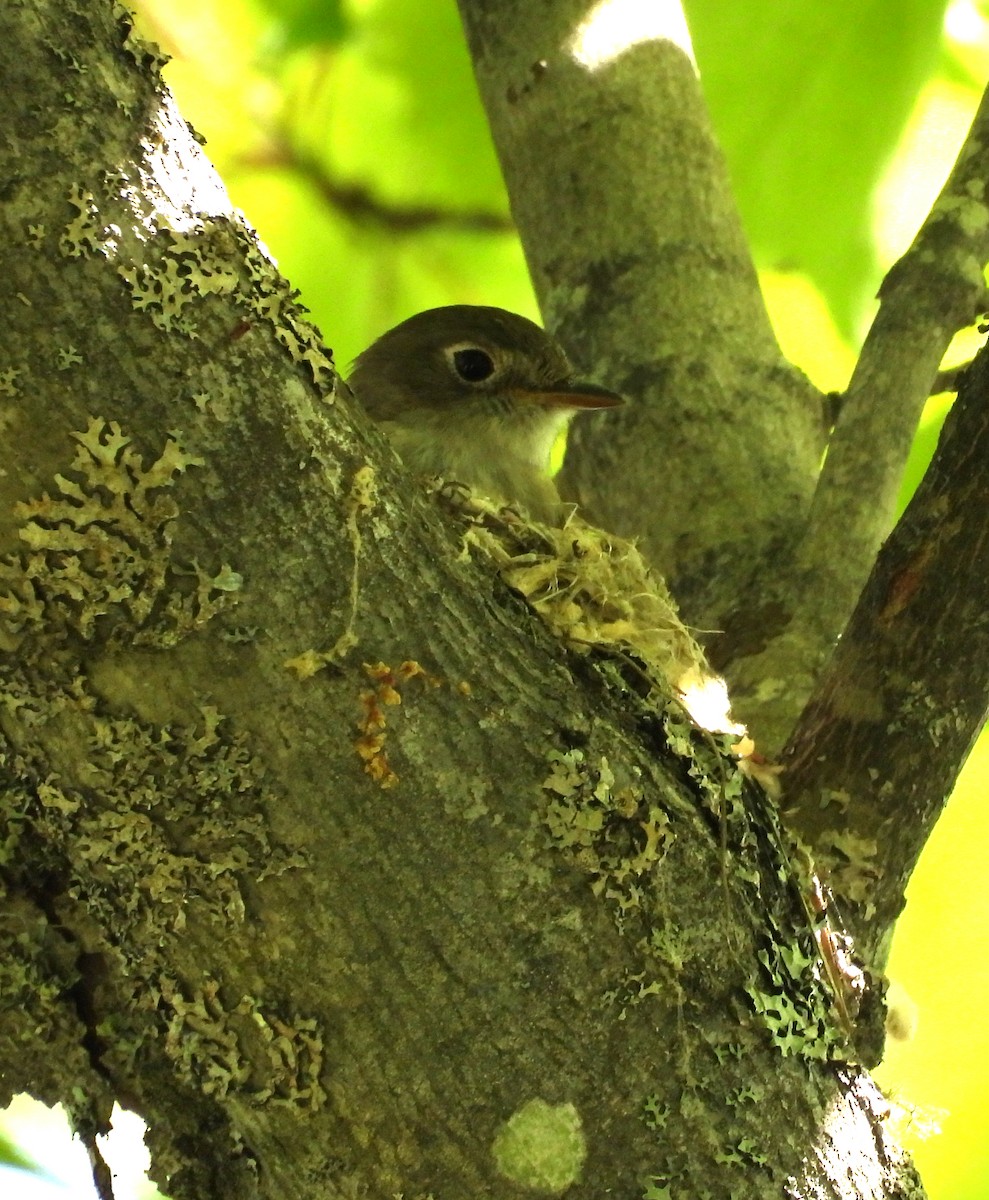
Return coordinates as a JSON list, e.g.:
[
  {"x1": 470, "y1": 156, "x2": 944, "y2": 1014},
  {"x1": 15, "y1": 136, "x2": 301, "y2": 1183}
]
[{"x1": 446, "y1": 343, "x2": 497, "y2": 384}]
